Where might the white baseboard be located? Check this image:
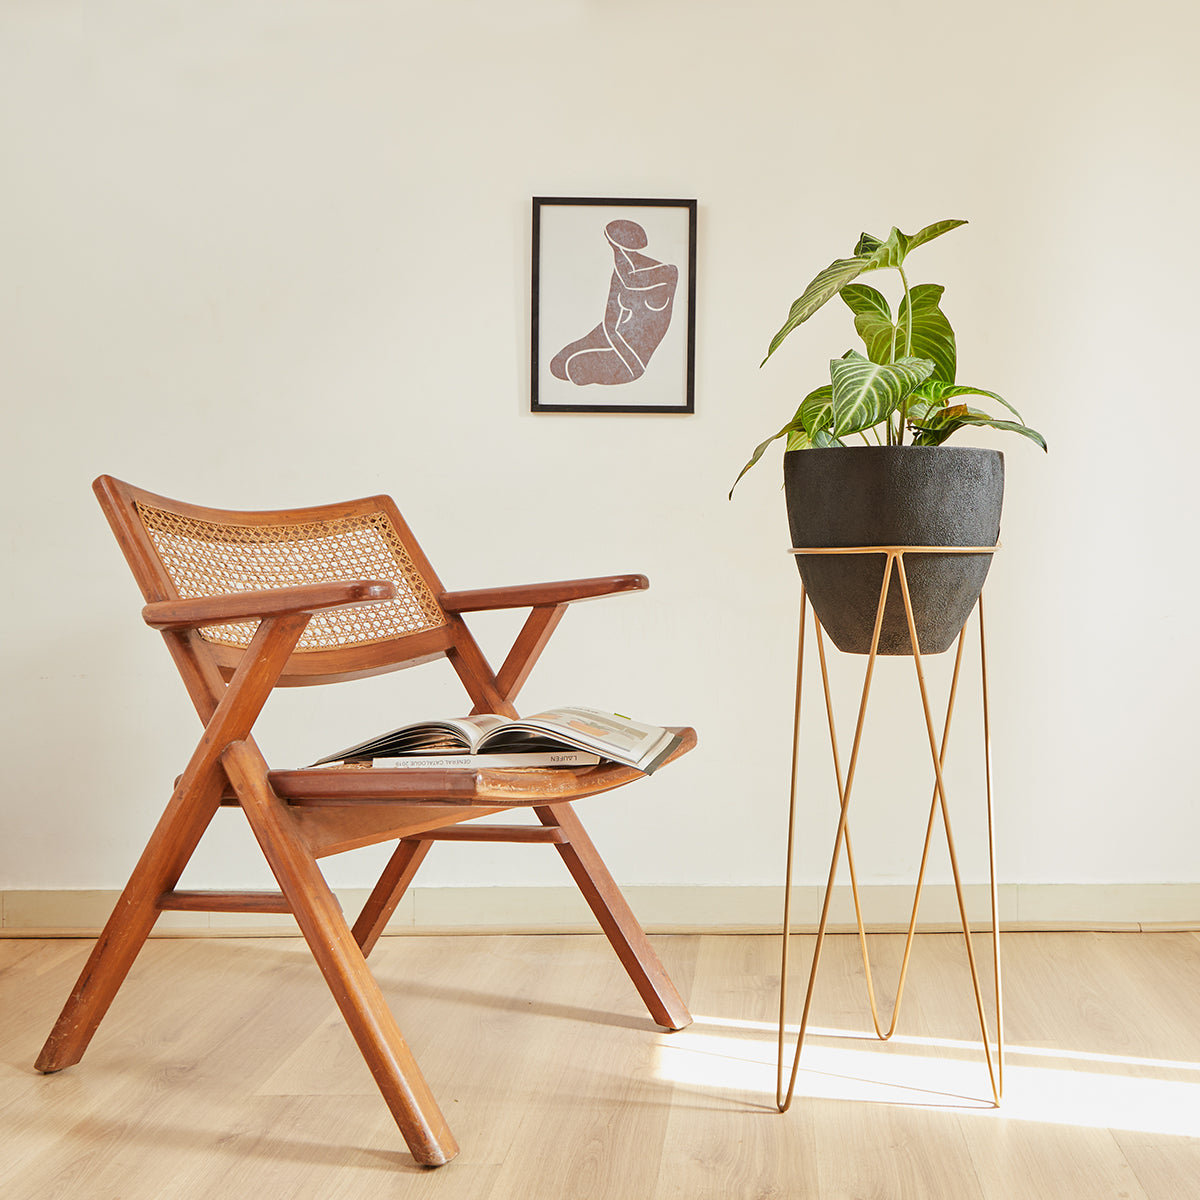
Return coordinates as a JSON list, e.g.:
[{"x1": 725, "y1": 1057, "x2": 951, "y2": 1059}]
[{"x1": 3, "y1": 883, "x2": 1198, "y2": 937}]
